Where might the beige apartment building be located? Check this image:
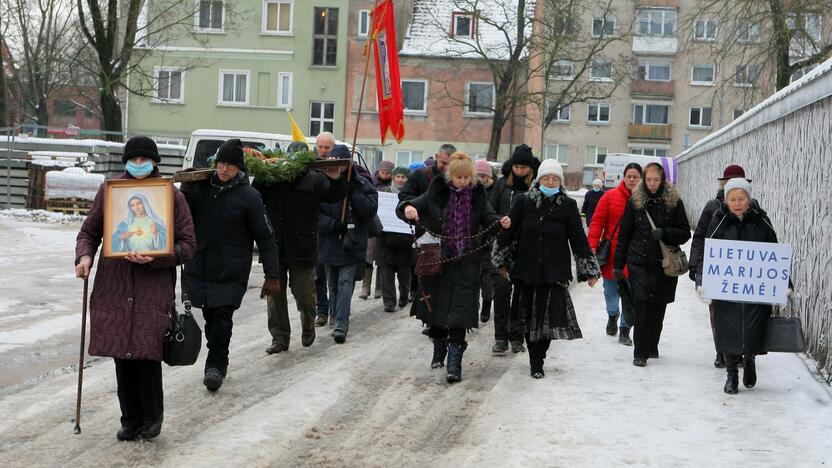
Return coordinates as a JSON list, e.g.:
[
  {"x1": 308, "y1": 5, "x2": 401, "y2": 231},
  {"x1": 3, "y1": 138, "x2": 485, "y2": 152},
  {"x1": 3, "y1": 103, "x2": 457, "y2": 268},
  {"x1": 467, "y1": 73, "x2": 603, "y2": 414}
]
[{"x1": 542, "y1": 0, "x2": 823, "y2": 184}]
